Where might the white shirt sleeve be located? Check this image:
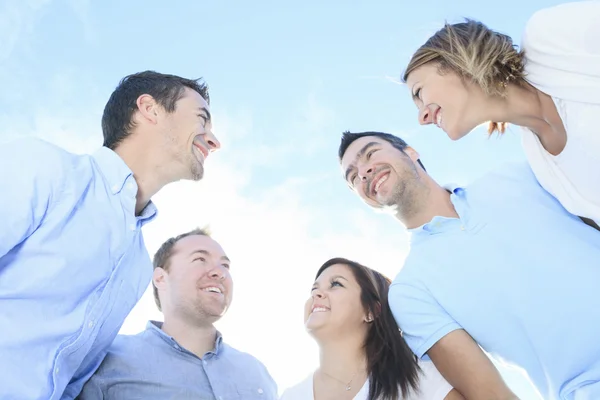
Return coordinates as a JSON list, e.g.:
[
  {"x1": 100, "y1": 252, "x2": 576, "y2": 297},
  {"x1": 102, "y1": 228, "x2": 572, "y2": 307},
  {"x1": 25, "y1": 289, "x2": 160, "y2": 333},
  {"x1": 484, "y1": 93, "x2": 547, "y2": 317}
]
[
  {"x1": 406, "y1": 361, "x2": 454, "y2": 400},
  {"x1": 522, "y1": 1, "x2": 600, "y2": 104}
]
